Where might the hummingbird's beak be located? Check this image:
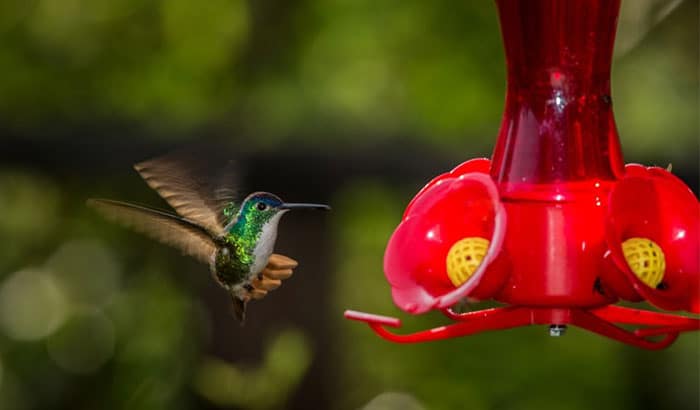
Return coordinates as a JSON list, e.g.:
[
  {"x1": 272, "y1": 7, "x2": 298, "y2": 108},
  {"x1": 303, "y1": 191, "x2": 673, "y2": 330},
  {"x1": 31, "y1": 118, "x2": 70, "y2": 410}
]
[{"x1": 279, "y1": 203, "x2": 331, "y2": 211}]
